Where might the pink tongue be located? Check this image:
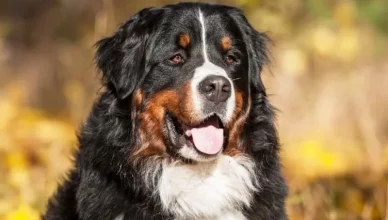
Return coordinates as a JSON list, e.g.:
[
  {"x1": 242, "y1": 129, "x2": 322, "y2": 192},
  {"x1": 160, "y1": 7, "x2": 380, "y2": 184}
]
[{"x1": 189, "y1": 122, "x2": 224, "y2": 155}]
